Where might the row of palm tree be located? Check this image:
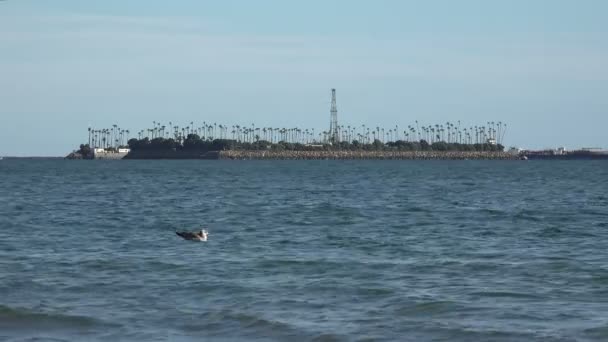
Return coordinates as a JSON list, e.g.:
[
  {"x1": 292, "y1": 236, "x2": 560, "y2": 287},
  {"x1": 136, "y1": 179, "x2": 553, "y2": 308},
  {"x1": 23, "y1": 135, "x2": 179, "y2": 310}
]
[
  {"x1": 90, "y1": 120, "x2": 506, "y2": 148},
  {"x1": 321, "y1": 121, "x2": 506, "y2": 146},
  {"x1": 88, "y1": 125, "x2": 130, "y2": 149}
]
